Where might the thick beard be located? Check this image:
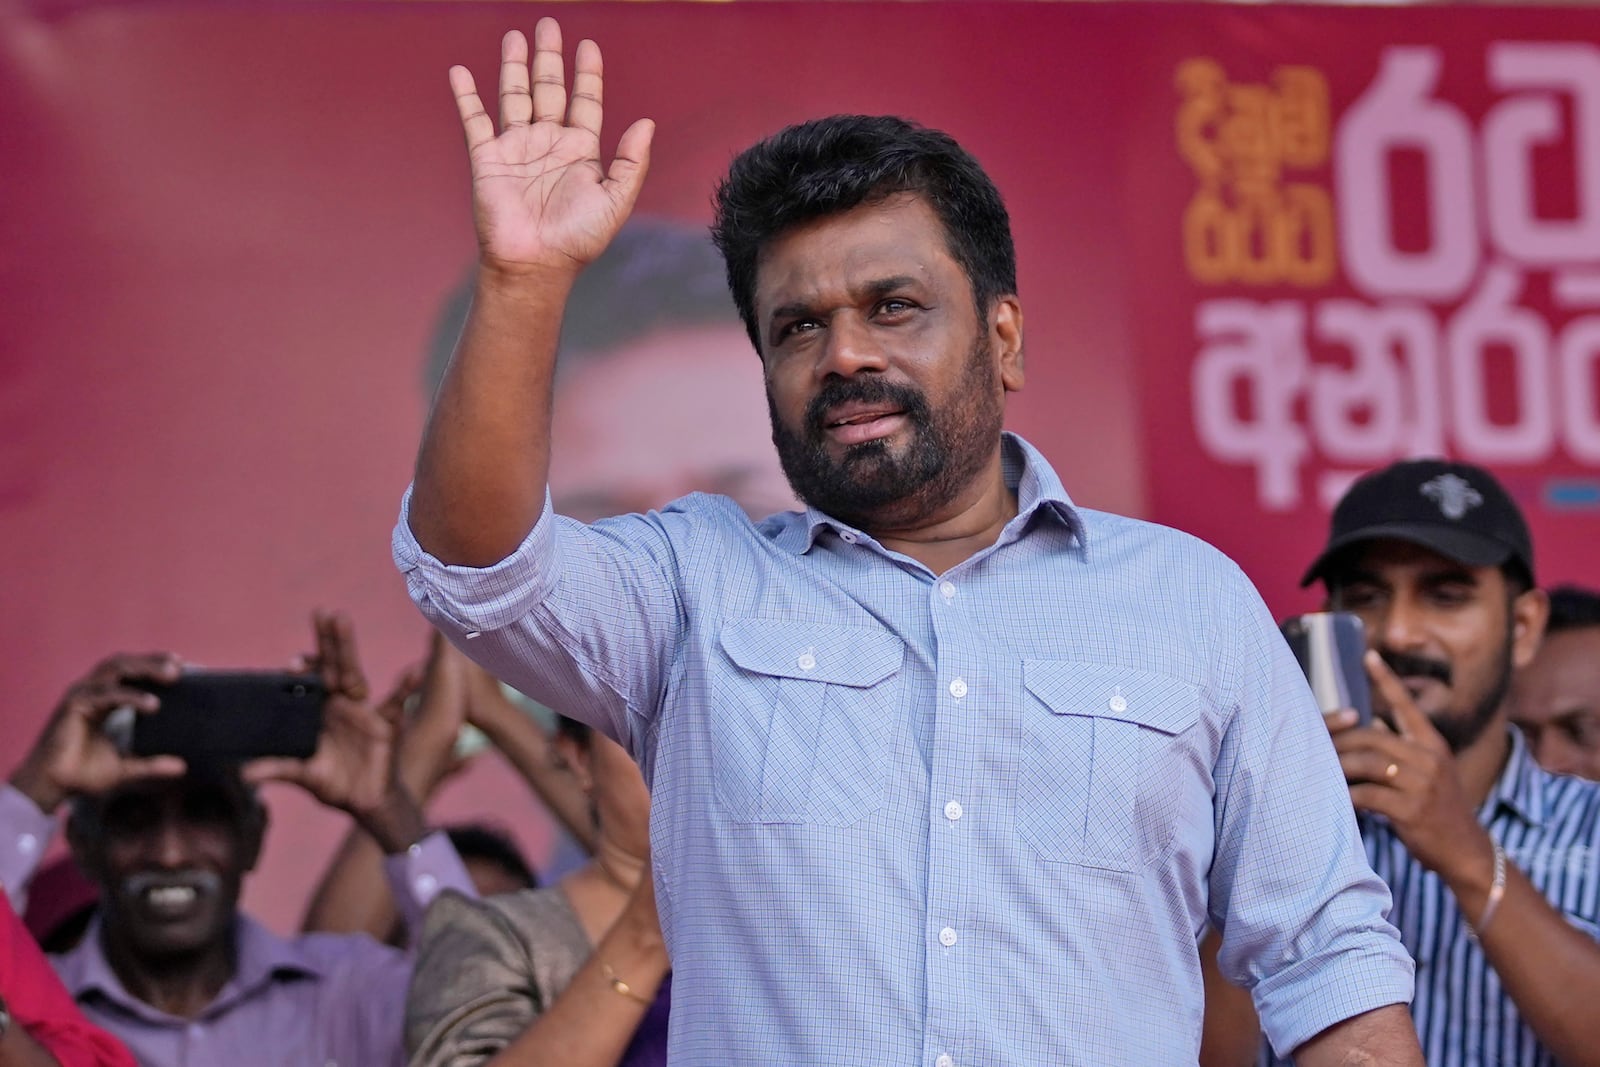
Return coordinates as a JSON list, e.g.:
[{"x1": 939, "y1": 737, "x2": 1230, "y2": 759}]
[
  {"x1": 1430, "y1": 629, "x2": 1515, "y2": 755},
  {"x1": 768, "y1": 335, "x2": 1003, "y2": 531}
]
